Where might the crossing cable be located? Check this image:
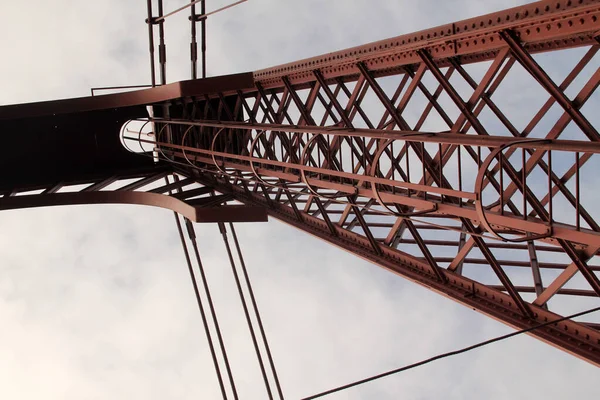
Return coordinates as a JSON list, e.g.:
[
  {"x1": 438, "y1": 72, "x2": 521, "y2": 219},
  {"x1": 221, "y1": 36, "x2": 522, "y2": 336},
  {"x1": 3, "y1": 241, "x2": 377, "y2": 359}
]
[
  {"x1": 218, "y1": 222, "x2": 276, "y2": 399},
  {"x1": 229, "y1": 223, "x2": 285, "y2": 399},
  {"x1": 300, "y1": 306, "x2": 600, "y2": 399},
  {"x1": 167, "y1": 176, "x2": 227, "y2": 399},
  {"x1": 185, "y1": 218, "x2": 239, "y2": 400}
]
